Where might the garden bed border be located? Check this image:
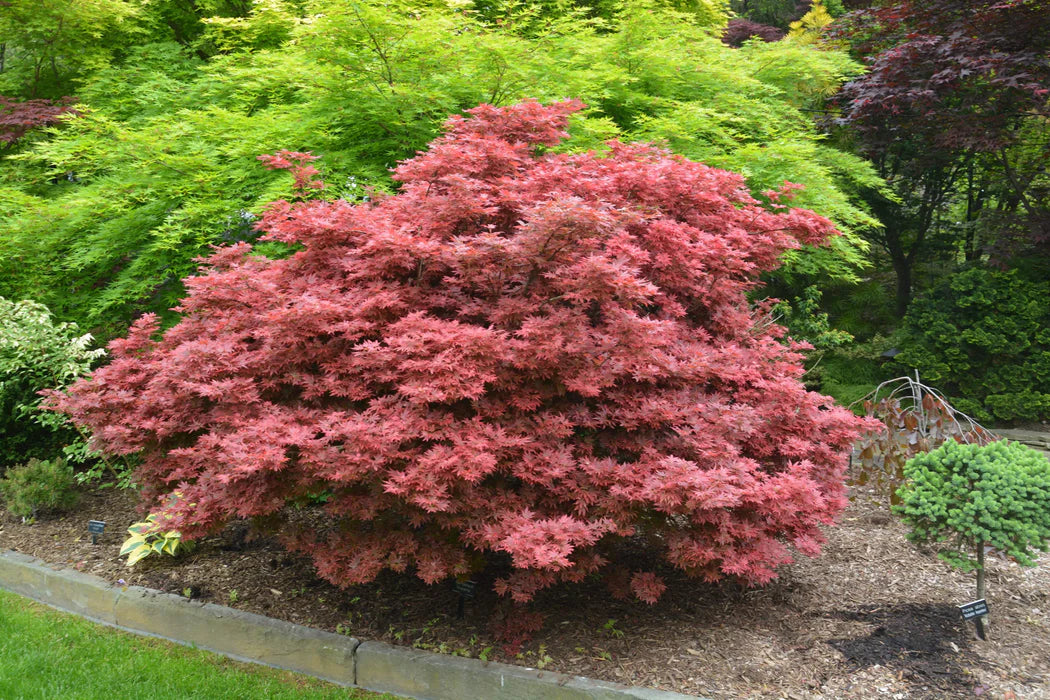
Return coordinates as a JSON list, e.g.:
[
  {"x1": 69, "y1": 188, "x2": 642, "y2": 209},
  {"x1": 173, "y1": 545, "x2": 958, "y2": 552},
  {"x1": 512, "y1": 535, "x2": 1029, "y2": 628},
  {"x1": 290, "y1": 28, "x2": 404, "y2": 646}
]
[{"x1": 0, "y1": 550, "x2": 695, "y2": 700}]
